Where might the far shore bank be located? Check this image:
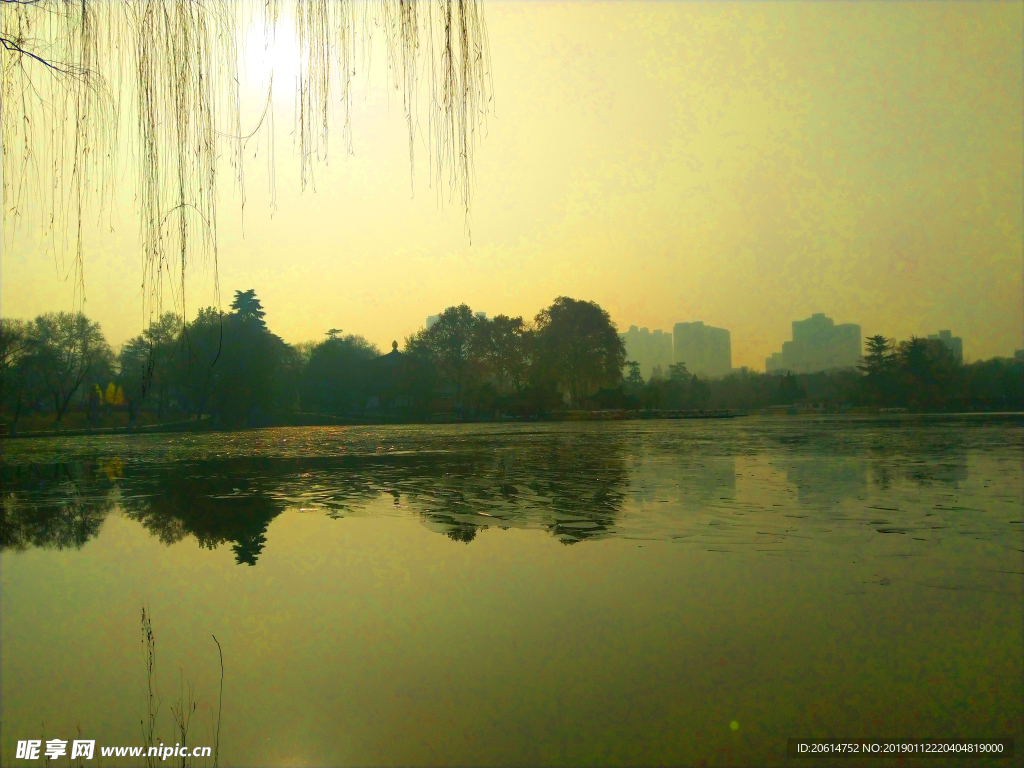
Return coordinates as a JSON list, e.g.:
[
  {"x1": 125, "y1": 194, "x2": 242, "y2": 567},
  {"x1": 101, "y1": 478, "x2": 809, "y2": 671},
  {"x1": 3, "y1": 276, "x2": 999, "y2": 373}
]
[{"x1": 2, "y1": 409, "x2": 1022, "y2": 440}]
